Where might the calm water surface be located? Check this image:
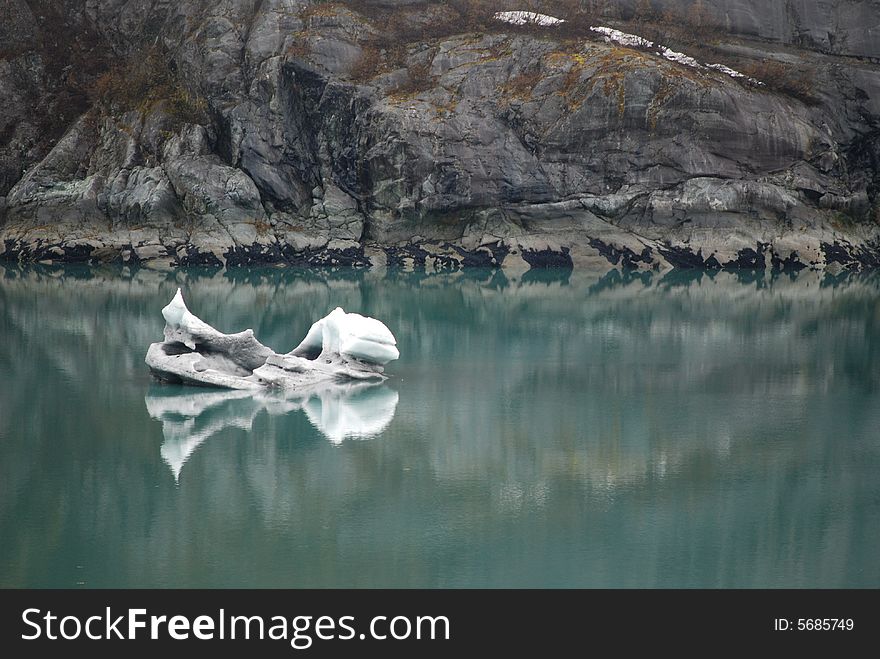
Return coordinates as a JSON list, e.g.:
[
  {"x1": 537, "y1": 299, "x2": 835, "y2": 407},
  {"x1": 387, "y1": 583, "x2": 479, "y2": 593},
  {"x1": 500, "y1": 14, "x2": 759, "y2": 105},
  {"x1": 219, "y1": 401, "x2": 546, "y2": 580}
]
[{"x1": 1, "y1": 263, "x2": 879, "y2": 587}]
